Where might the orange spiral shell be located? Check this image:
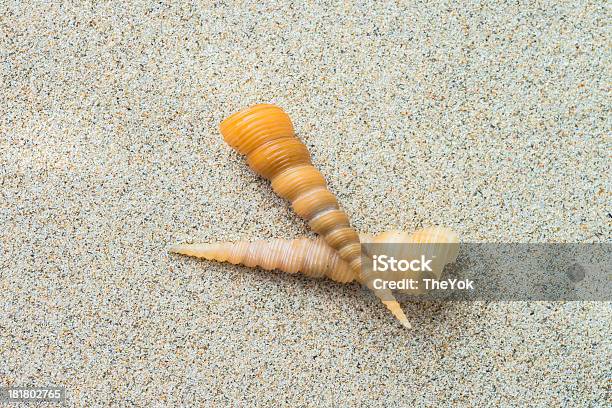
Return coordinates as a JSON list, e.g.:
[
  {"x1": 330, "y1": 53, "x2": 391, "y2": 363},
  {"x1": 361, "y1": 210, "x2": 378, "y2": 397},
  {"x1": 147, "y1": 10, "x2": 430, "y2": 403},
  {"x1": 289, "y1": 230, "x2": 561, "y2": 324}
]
[{"x1": 220, "y1": 104, "x2": 363, "y2": 277}]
